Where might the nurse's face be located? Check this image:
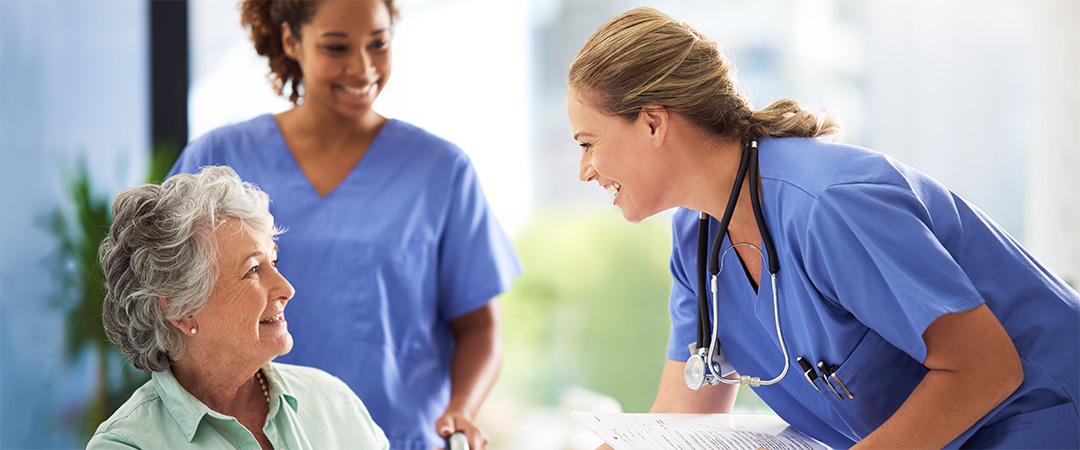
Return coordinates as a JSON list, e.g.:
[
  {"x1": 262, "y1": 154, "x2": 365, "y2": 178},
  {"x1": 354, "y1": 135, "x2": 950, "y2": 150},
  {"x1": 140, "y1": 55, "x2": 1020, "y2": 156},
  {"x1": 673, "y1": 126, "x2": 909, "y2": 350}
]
[
  {"x1": 568, "y1": 90, "x2": 670, "y2": 223},
  {"x1": 282, "y1": 0, "x2": 393, "y2": 120},
  {"x1": 191, "y1": 219, "x2": 295, "y2": 367}
]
